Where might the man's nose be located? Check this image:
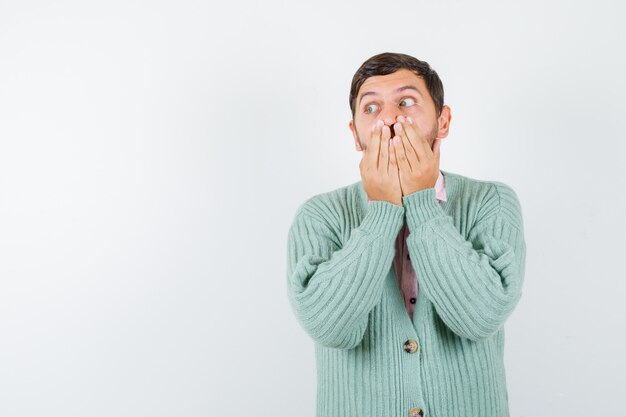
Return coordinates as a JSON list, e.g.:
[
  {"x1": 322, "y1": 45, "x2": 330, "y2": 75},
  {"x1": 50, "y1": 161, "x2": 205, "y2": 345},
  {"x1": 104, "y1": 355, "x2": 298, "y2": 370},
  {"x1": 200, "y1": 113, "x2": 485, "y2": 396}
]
[
  {"x1": 380, "y1": 111, "x2": 399, "y2": 134},
  {"x1": 380, "y1": 110, "x2": 399, "y2": 128}
]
